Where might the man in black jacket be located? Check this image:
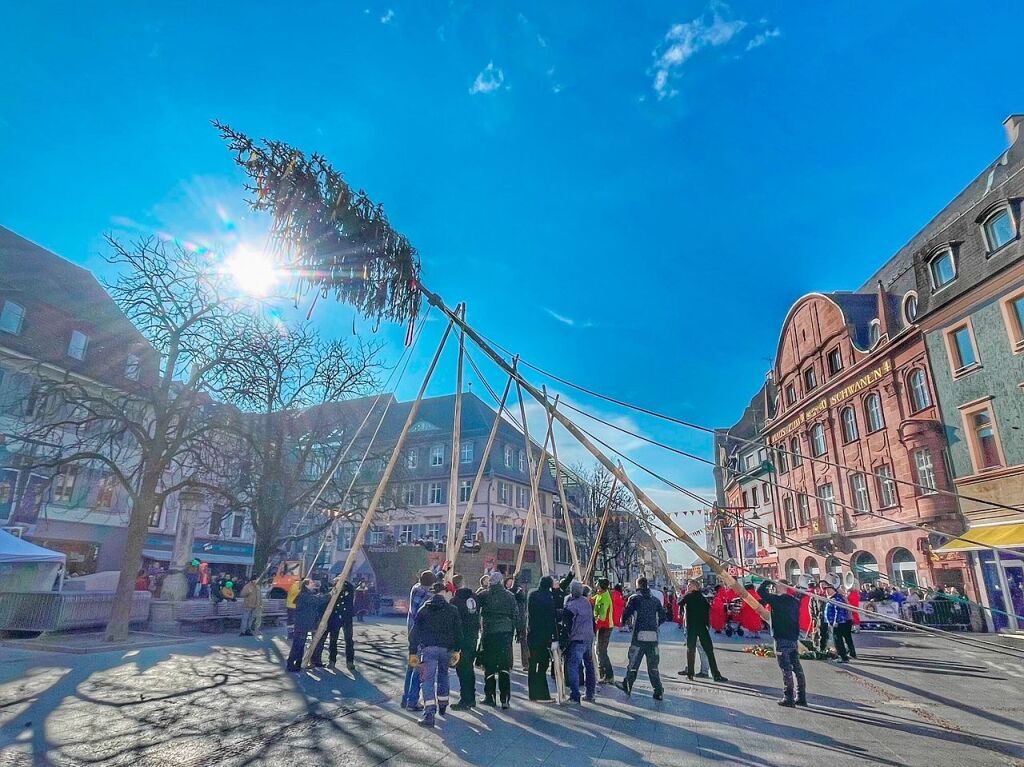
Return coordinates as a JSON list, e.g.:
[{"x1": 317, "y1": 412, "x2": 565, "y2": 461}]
[
  {"x1": 758, "y1": 579, "x2": 807, "y2": 707},
  {"x1": 315, "y1": 578, "x2": 355, "y2": 670},
  {"x1": 410, "y1": 582, "x2": 463, "y2": 727},
  {"x1": 286, "y1": 580, "x2": 326, "y2": 672},
  {"x1": 679, "y1": 579, "x2": 727, "y2": 682},
  {"x1": 476, "y1": 571, "x2": 519, "y2": 708},
  {"x1": 526, "y1": 576, "x2": 558, "y2": 701},
  {"x1": 450, "y1": 575, "x2": 480, "y2": 710},
  {"x1": 619, "y1": 577, "x2": 667, "y2": 701}
]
